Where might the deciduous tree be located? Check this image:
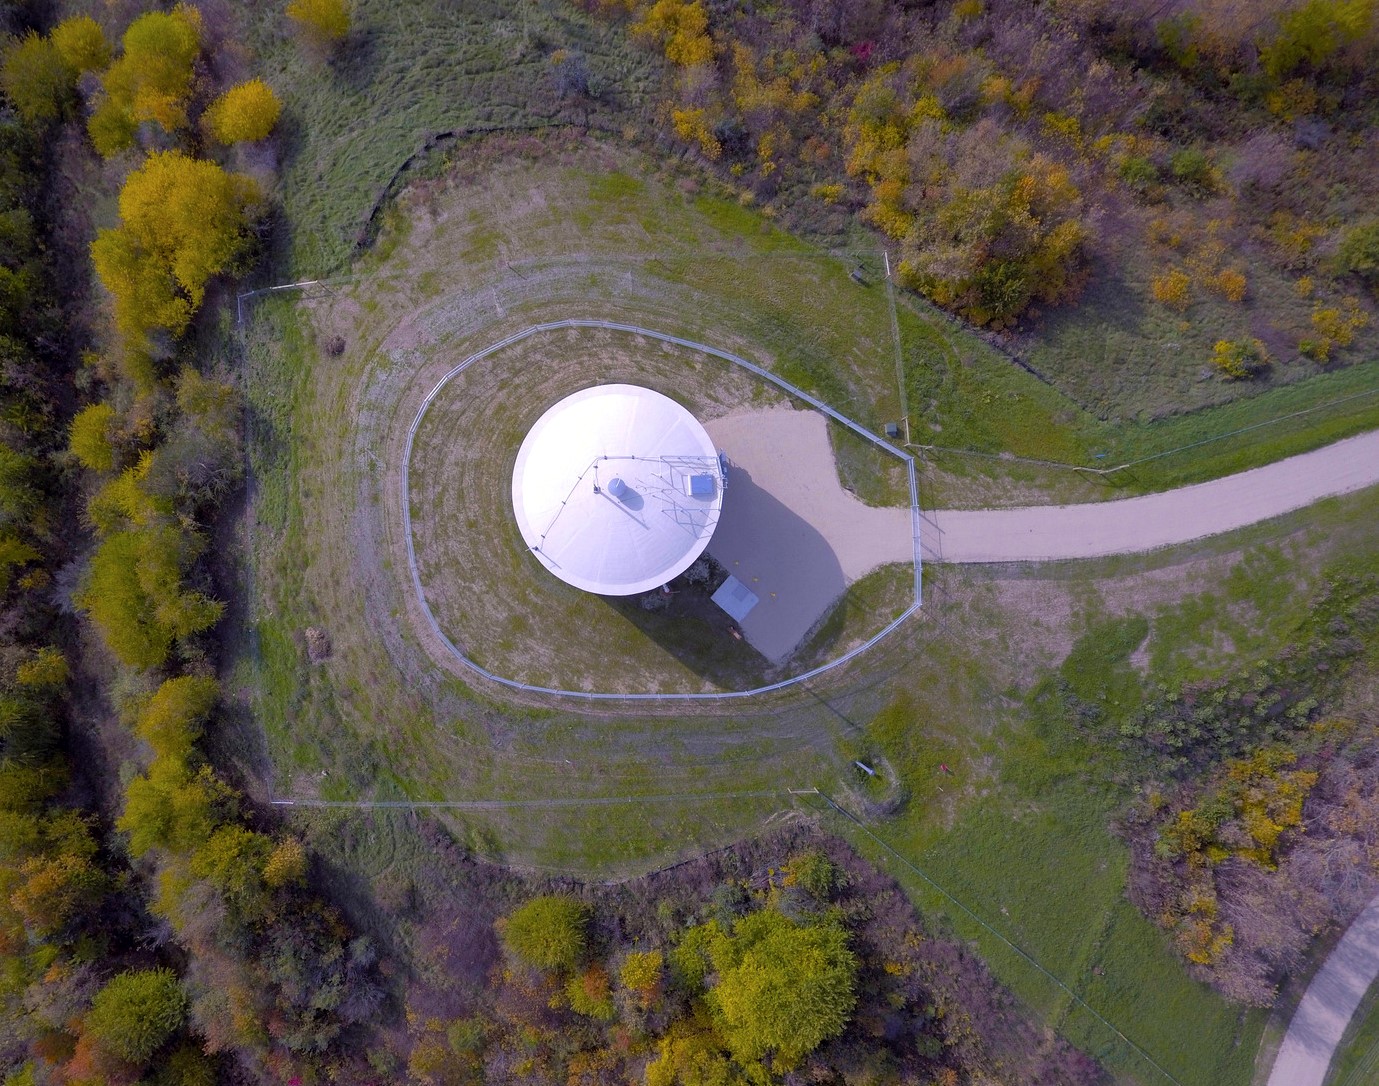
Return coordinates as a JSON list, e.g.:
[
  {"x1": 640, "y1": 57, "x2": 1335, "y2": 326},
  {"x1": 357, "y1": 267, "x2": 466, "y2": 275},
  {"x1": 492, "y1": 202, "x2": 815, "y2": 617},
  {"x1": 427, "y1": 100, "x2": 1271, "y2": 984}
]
[
  {"x1": 68, "y1": 402, "x2": 118, "y2": 472},
  {"x1": 51, "y1": 16, "x2": 111, "y2": 75},
  {"x1": 501, "y1": 895, "x2": 589, "y2": 972},
  {"x1": 88, "y1": 5, "x2": 202, "y2": 156},
  {"x1": 118, "y1": 759, "x2": 233, "y2": 857},
  {"x1": 134, "y1": 675, "x2": 219, "y2": 762},
  {"x1": 203, "y1": 79, "x2": 282, "y2": 144},
  {"x1": 77, "y1": 526, "x2": 223, "y2": 669},
  {"x1": 705, "y1": 908, "x2": 857, "y2": 1069},
  {"x1": 84, "y1": 968, "x2": 187, "y2": 1064},
  {"x1": 0, "y1": 34, "x2": 75, "y2": 125},
  {"x1": 91, "y1": 151, "x2": 262, "y2": 343}
]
